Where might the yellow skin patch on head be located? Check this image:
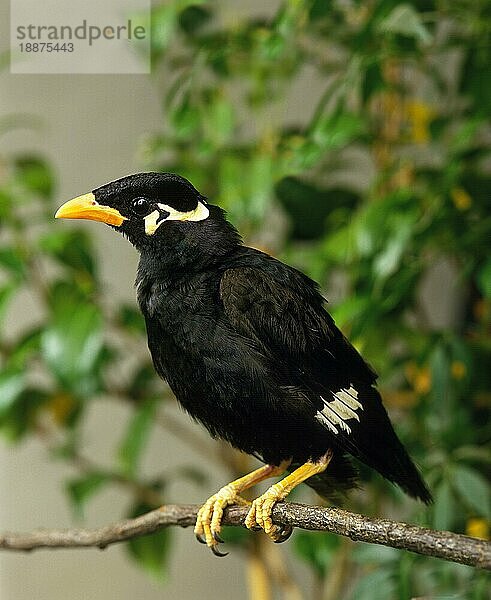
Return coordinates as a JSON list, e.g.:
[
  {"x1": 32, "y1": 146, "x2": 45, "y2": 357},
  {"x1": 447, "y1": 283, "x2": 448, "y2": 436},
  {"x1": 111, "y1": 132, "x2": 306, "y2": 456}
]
[
  {"x1": 144, "y1": 210, "x2": 163, "y2": 235},
  {"x1": 144, "y1": 201, "x2": 209, "y2": 235},
  {"x1": 56, "y1": 192, "x2": 209, "y2": 235}
]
